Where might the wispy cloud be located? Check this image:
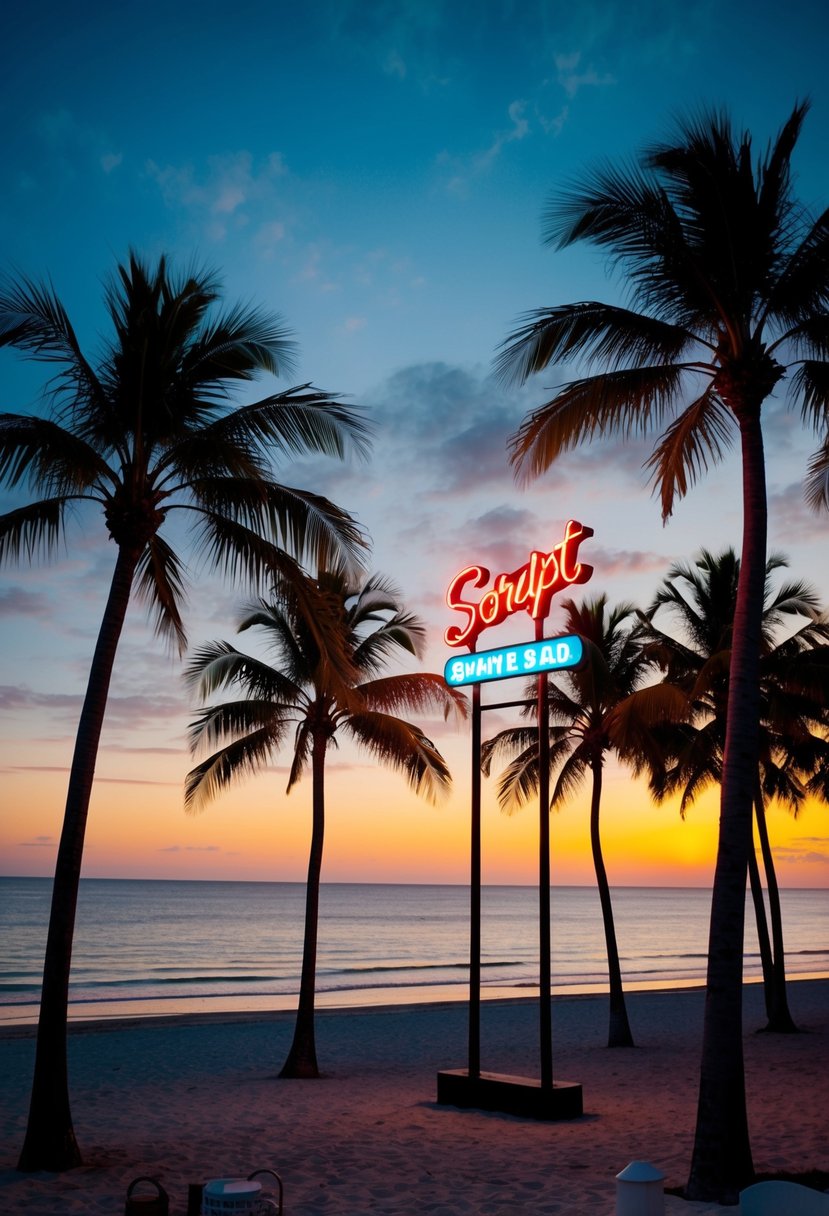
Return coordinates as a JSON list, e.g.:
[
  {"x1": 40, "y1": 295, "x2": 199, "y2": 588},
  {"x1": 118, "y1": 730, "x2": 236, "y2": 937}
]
[
  {"x1": 18, "y1": 834, "x2": 55, "y2": 848},
  {"x1": 773, "y1": 838, "x2": 829, "y2": 865},
  {"x1": 100, "y1": 152, "x2": 123, "y2": 174},
  {"x1": 145, "y1": 150, "x2": 289, "y2": 242},
  {"x1": 554, "y1": 52, "x2": 615, "y2": 99},
  {"x1": 159, "y1": 844, "x2": 221, "y2": 853},
  {"x1": 0, "y1": 684, "x2": 186, "y2": 730},
  {"x1": 0, "y1": 587, "x2": 53, "y2": 619},
  {"x1": 441, "y1": 100, "x2": 531, "y2": 195}
]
